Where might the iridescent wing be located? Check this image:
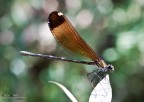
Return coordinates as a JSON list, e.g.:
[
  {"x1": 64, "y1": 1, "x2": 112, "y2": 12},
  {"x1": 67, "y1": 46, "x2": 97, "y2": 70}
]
[{"x1": 48, "y1": 11, "x2": 106, "y2": 68}]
